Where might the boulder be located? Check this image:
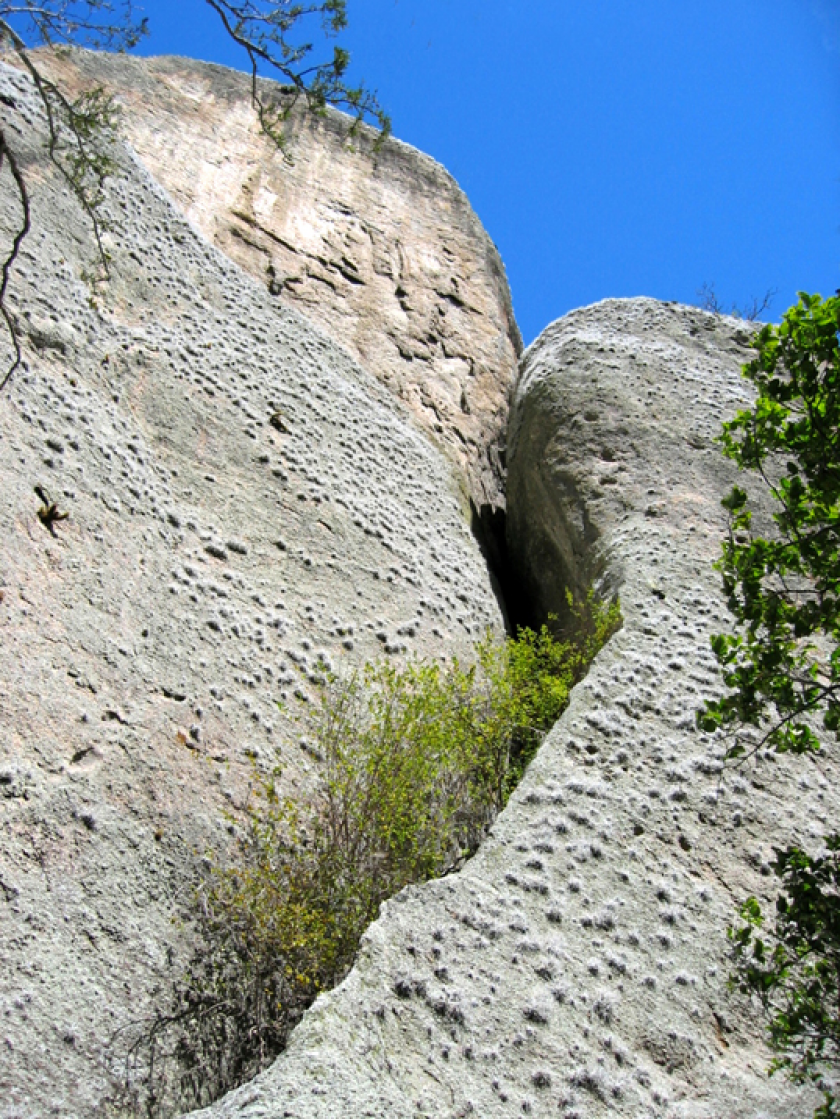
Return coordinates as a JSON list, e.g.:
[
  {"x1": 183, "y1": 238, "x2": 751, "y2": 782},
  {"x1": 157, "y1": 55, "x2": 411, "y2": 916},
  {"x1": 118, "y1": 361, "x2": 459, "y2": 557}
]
[
  {"x1": 192, "y1": 300, "x2": 832, "y2": 1118},
  {"x1": 0, "y1": 59, "x2": 504, "y2": 1118},
  {"x1": 41, "y1": 49, "x2": 521, "y2": 514}
]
